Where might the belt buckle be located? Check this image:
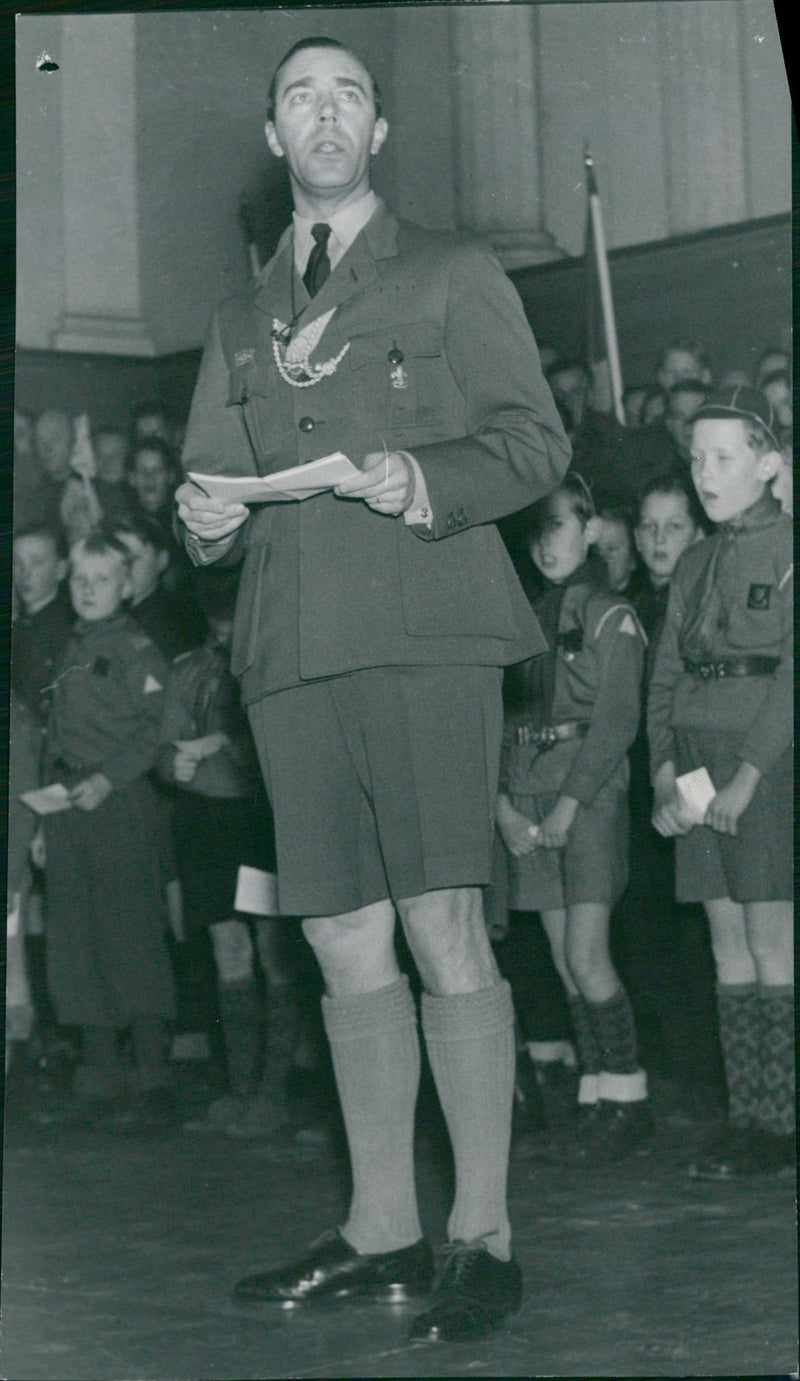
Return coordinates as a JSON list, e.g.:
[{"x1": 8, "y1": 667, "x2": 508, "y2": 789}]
[
  {"x1": 698, "y1": 663, "x2": 713, "y2": 681},
  {"x1": 715, "y1": 661, "x2": 727, "y2": 679}
]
